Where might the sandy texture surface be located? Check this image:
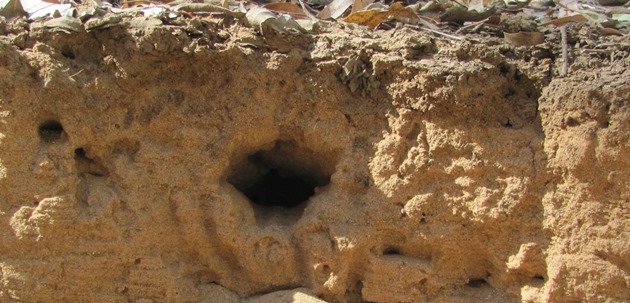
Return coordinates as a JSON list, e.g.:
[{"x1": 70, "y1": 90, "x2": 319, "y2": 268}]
[{"x1": 0, "y1": 13, "x2": 628, "y2": 303}]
